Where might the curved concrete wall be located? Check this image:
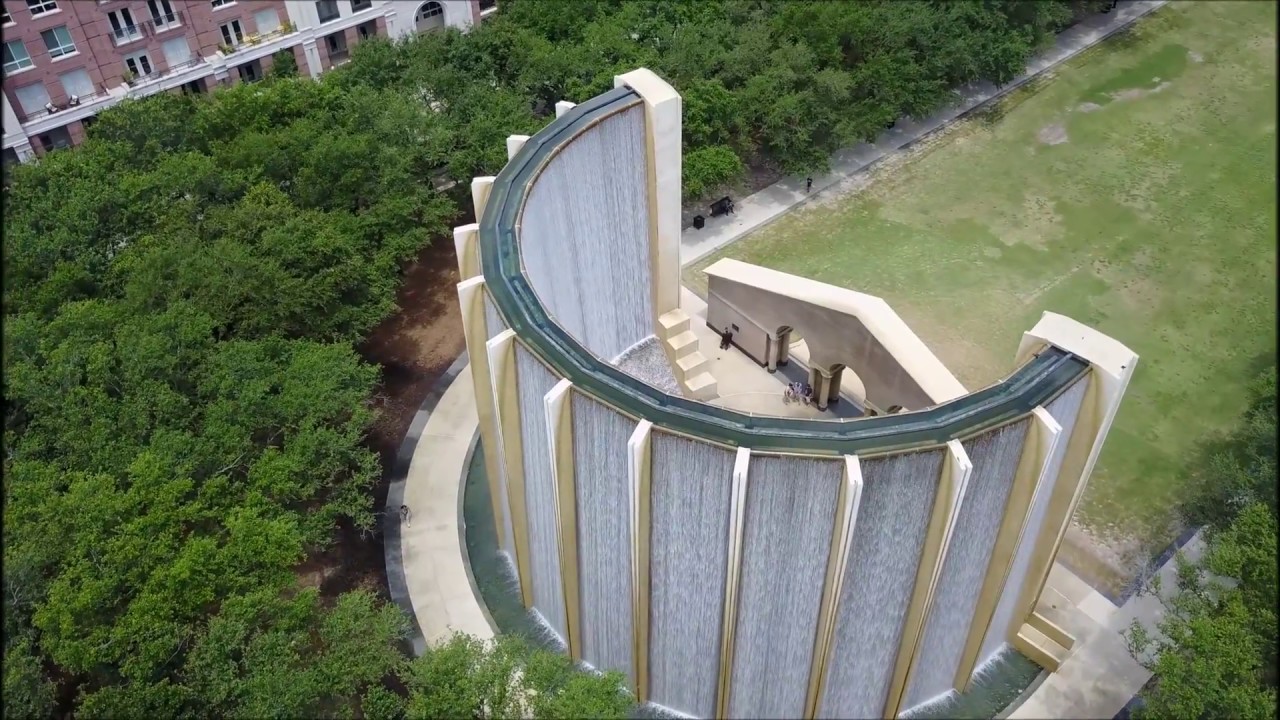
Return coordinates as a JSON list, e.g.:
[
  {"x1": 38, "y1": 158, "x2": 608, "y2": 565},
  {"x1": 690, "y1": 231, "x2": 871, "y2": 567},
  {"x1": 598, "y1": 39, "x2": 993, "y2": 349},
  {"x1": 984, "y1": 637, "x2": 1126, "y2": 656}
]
[
  {"x1": 520, "y1": 103, "x2": 654, "y2": 362},
  {"x1": 458, "y1": 69, "x2": 1137, "y2": 720}
]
